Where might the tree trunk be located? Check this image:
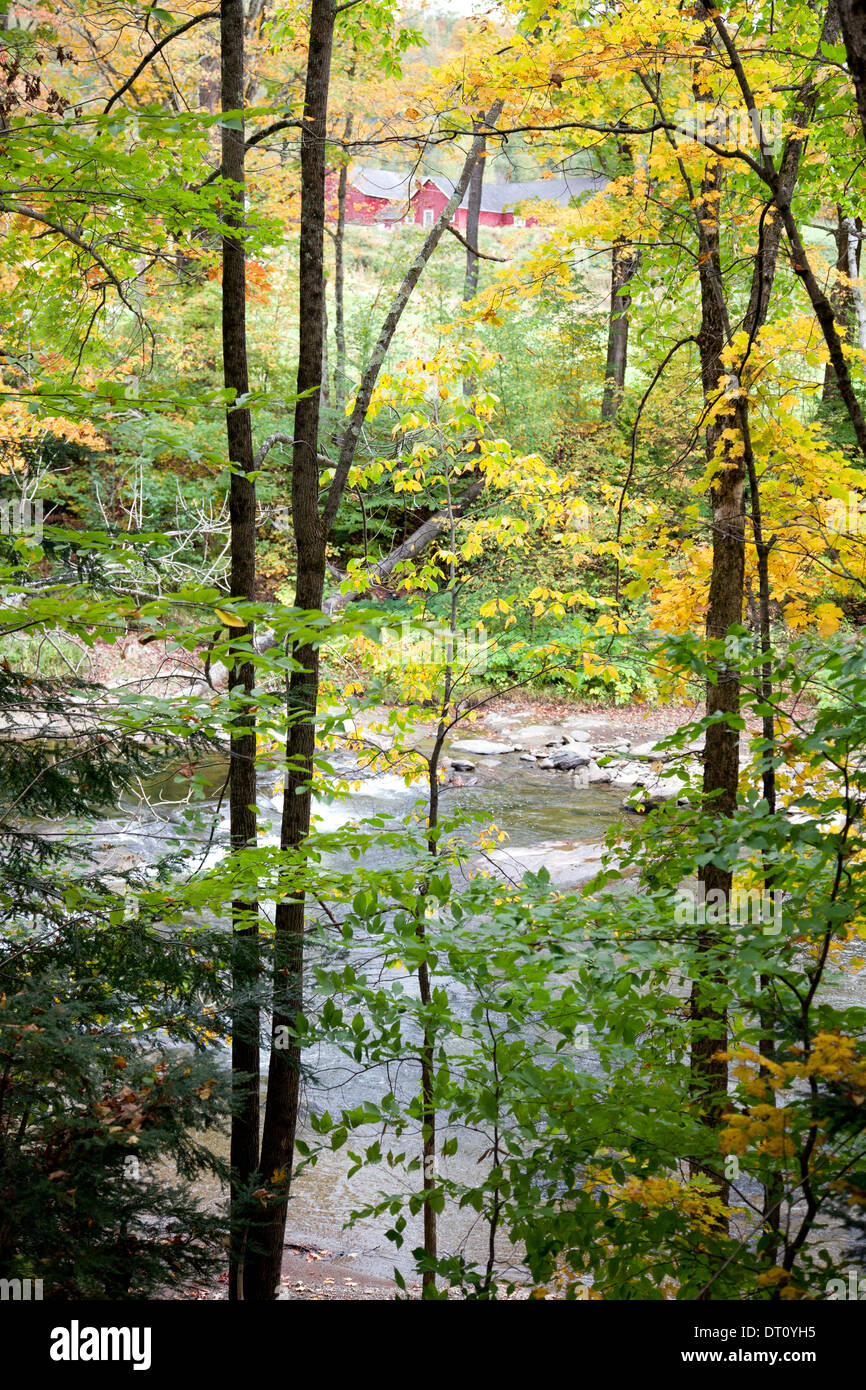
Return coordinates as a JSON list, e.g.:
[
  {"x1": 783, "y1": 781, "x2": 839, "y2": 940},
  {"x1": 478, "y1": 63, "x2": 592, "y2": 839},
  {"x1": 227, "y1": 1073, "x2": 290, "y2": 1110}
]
[
  {"x1": 221, "y1": 0, "x2": 260, "y2": 1304},
  {"x1": 778, "y1": 198, "x2": 866, "y2": 454},
  {"x1": 839, "y1": 0, "x2": 866, "y2": 143},
  {"x1": 463, "y1": 136, "x2": 485, "y2": 306},
  {"x1": 845, "y1": 214, "x2": 866, "y2": 349},
  {"x1": 332, "y1": 110, "x2": 352, "y2": 431},
  {"x1": 601, "y1": 236, "x2": 639, "y2": 420},
  {"x1": 321, "y1": 273, "x2": 331, "y2": 409},
  {"x1": 691, "y1": 156, "x2": 739, "y2": 1204},
  {"x1": 685, "y1": 9, "x2": 849, "y2": 1242},
  {"x1": 823, "y1": 210, "x2": 855, "y2": 402},
  {"x1": 242, "y1": 0, "x2": 335, "y2": 1303},
  {"x1": 243, "y1": 80, "x2": 501, "y2": 1302},
  {"x1": 462, "y1": 131, "x2": 485, "y2": 400}
]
